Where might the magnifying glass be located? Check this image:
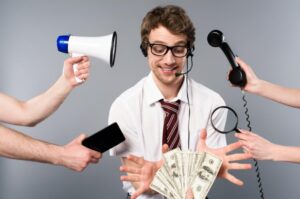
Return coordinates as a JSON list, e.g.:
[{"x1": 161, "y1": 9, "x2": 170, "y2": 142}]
[{"x1": 211, "y1": 106, "x2": 241, "y2": 134}]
